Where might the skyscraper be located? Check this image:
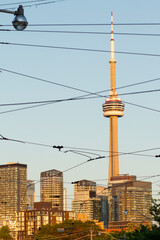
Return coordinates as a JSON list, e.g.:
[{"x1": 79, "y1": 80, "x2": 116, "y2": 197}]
[
  {"x1": 103, "y1": 12, "x2": 124, "y2": 182},
  {"x1": 72, "y1": 180, "x2": 108, "y2": 224},
  {"x1": 108, "y1": 175, "x2": 152, "y2": 229},
  {"x1": 72, "y1": 180, "x2": 101, "y2": 221},
  {"x1": 0, "y1": 162, "x2": 27, "y2": 225},
  {"x1": 74, "y1": 180, "x2": 96, "y2": 200},
  {"x1": 40, "y1": 169, "x2": 63, "y2": 210},
  {"x1": 102, "y1": 13, "x2": 152, "y2": 228}
]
